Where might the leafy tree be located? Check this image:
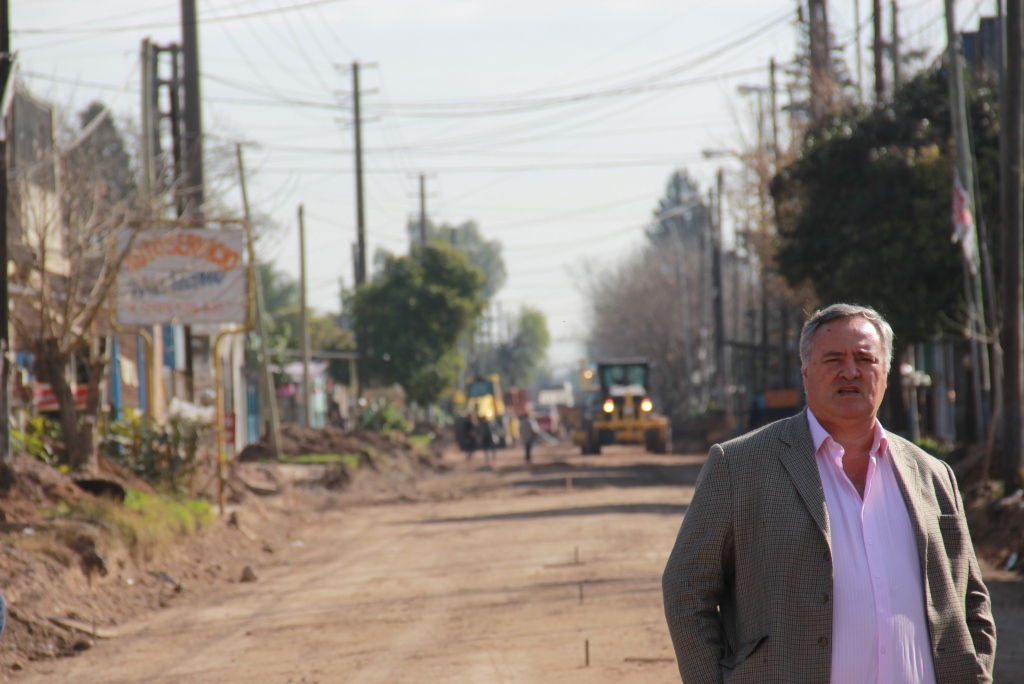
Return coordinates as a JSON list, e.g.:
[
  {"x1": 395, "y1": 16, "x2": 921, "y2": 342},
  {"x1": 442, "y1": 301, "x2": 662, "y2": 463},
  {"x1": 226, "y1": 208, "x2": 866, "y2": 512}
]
[
  {"x1": 477, "y1": 306, "x2": 551, "y2": 387},
  {"x1": 408, "y1": 219, "x2": 506, "y2": 299},
  {"x1": 355, "y1": 246, "x2": 486, "y2": 404},
  {"x1": 772, "y1": 66, "x2": 1000, "y2": 347},
  {"x1": 248, "y1": 262, "x2": 353, "y2": 384}
]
